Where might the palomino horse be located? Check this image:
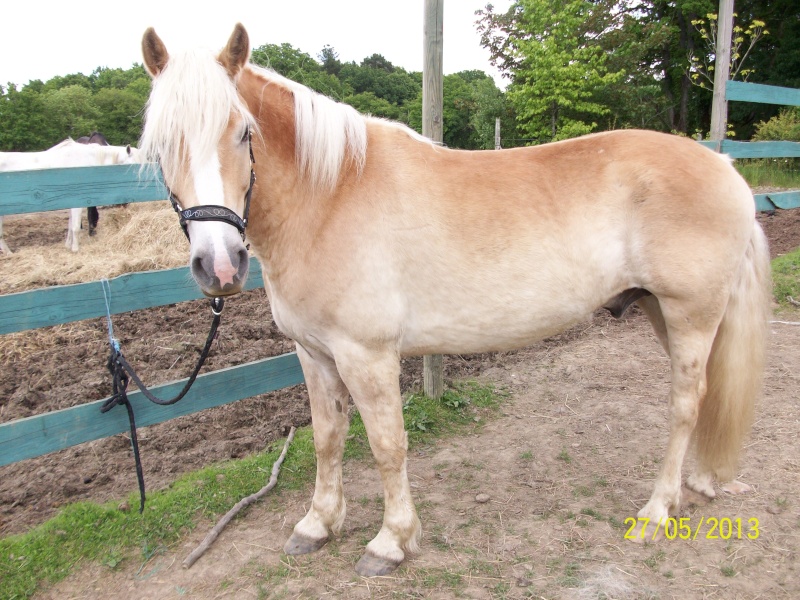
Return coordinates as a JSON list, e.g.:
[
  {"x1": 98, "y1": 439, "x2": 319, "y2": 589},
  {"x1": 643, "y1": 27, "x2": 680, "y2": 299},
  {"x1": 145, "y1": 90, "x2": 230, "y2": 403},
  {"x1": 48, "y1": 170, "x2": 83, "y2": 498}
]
[
  {"x1": 140, "y1": 24, "x2": 771, "y2": 576},
  {"x1": 0, "y1": 138, "x2": 141, "y2": 253},
  {"x1": 75, "y1": 131, "x2": 113, "y2": 236}
]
